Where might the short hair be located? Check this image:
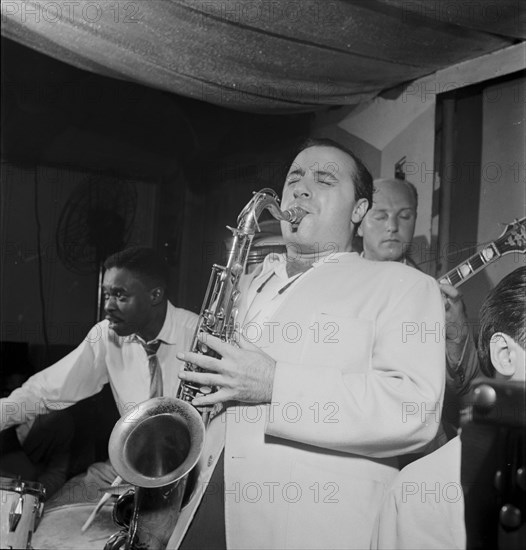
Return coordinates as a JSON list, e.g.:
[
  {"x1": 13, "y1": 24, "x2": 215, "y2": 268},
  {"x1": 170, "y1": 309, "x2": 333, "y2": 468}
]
[
  {"x1": 477, "y1": 267, "x2": 526, "y2": 377},
  {"x1": 295, "y1": 138, "x2": 373, "y2": 208},
  {"x1": 103, "y1": 246, "x2": 169, "y2": 290},
  {"x1": 373, "y1": 177, "x2": 419, "y2": 210}
]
